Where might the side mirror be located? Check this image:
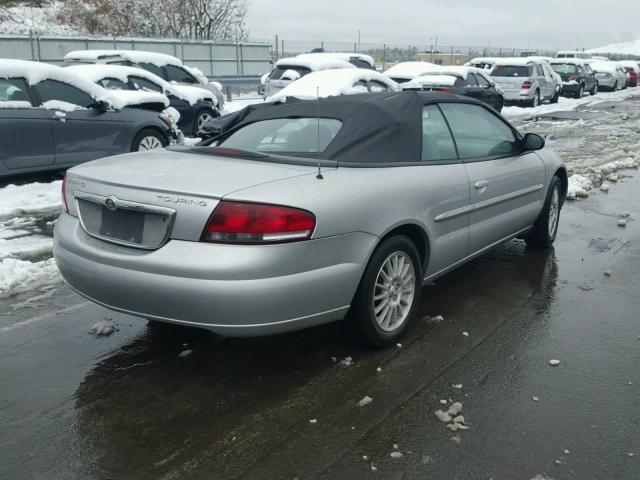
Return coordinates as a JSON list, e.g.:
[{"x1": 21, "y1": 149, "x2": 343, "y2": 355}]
[
  {"x1": 522, "y1": 133, "x2": 545, "y2": 151},
  {"x1": 92, "y1": 100, "x2": 110, "y2": 112}
]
